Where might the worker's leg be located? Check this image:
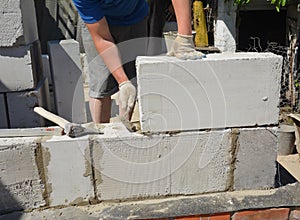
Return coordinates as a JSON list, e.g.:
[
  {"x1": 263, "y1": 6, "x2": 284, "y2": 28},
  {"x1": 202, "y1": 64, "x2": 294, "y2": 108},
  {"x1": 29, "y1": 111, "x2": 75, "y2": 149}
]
[
  {"x1": 171, "y1": 0, "x2": 193, "y2": 35},
  {"x1": 89, "y1": 96, "x2": 111, "y2": 123},
  {"x1": 147, "y1": 0, "x2": 171, "y2": 55}
]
